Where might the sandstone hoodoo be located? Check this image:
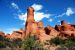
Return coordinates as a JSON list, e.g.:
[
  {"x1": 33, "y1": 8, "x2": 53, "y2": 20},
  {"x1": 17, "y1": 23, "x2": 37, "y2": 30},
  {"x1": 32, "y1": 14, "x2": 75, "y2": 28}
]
[
  {"x1": 24, "y1": 7, "x2": 59, "y2": 42},
  {"x1": 25, "y1": 7, "x2": 39, "y2": 38}
]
